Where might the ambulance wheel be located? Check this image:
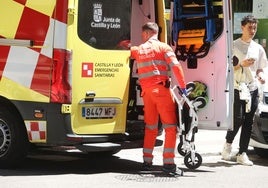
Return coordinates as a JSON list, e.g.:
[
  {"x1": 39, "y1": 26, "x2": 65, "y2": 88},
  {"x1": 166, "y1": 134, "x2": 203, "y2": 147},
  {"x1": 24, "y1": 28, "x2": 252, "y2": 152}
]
[
  {"x1": 0, "y1": 105, "x2": 29, "y2": 168},
  {"x1": 184, "y1": 152, "x2": 202, "y2": 169},
  {"x1": 194, "y1": 97, "x2": 207, "y2": 109}
]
